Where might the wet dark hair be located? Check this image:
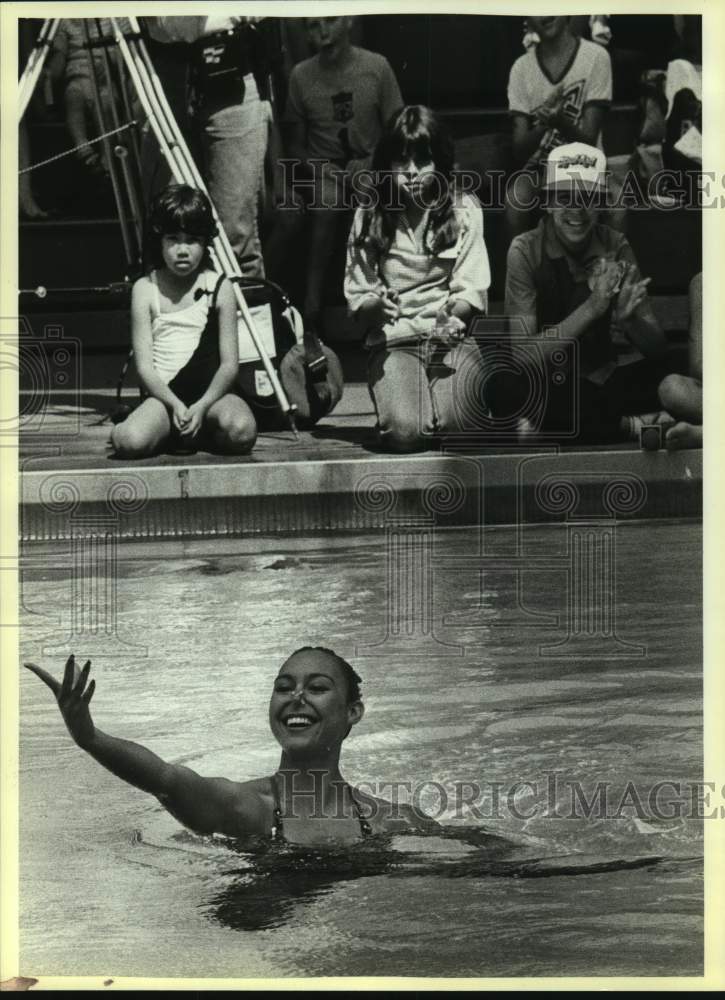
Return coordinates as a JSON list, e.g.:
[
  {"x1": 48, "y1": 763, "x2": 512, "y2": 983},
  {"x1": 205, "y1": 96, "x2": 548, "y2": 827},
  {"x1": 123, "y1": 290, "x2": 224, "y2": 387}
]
[
  {"x1": 355, "y1": 105, "x2": 459, "y2": 256},
  {"x1": 293, "y1": 646, "x2": 363, "y2": 703},
  {"x1": 146, "y1": 184, "x2": 217, "y2": 270}
]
